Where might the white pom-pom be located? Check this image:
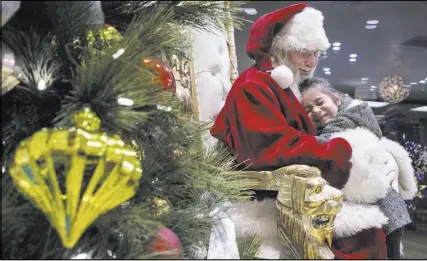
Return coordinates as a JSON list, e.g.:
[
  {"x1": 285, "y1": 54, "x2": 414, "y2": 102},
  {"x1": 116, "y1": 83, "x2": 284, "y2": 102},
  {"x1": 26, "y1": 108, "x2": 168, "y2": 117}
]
[{"x1": 271, "y1": 65, "x2": 294, "y2": 89}]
